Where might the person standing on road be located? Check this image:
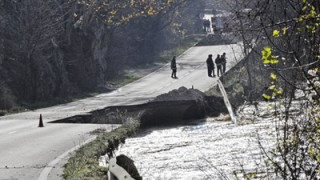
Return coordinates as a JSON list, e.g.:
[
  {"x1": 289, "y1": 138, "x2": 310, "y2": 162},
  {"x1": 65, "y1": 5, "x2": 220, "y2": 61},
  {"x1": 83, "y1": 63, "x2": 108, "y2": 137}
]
[
  {"x1": 171, "y1": 56, "x2": 177, "y2": 78},
  {"x1": 206, "y1": 54, "x2": 215, "y2": 77},
  {"x1": 215, "y1": 54, "x2": 223, "y2": 77},
  {"x1": 221, "y1": 52, "x2": 227, "y2": 73}
]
